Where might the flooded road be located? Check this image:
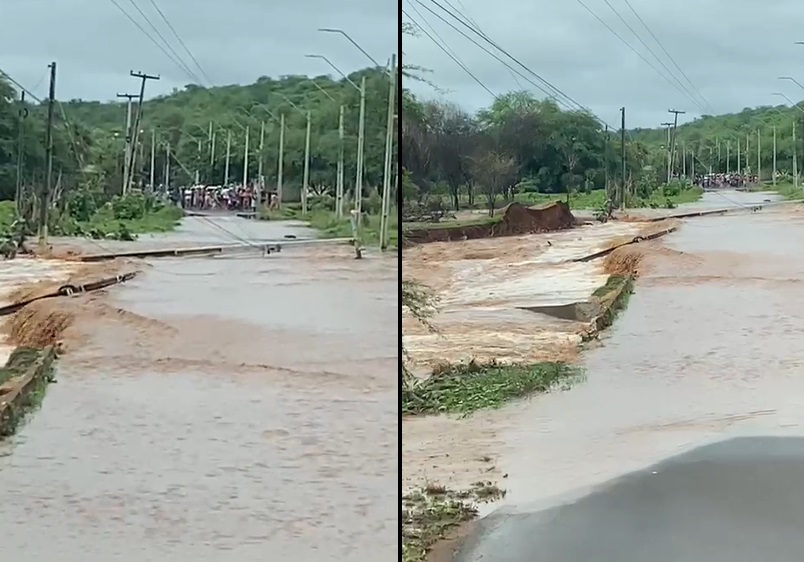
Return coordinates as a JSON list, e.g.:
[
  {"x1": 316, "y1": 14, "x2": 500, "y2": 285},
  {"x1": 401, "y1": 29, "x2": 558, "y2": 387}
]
[
  {"x1": 419, "y1": 192, "x2": 804, "y2": 560},
  {"x1": 0, "y1": 217, "x2": 398, "y2": 561}
]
